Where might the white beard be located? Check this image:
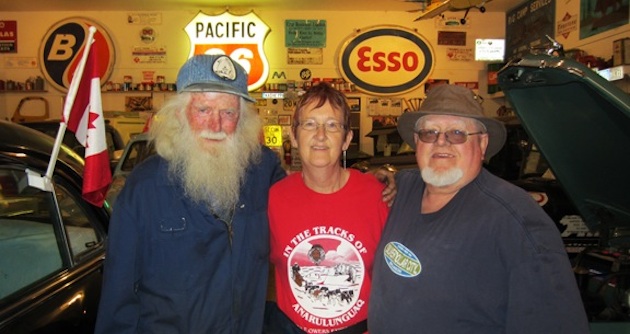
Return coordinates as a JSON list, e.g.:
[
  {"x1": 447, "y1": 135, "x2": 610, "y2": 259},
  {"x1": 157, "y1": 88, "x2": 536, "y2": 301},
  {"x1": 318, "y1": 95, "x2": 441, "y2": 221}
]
[
  {"x1": 150, "y1": 94, "x2": 263, "y2": 217},
  {"x1": 421, "y1": 167, "x2": 464, "y2": 187},
  {"x1": 168, "y1": 123, "x2": 250, "y2": 216}
]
